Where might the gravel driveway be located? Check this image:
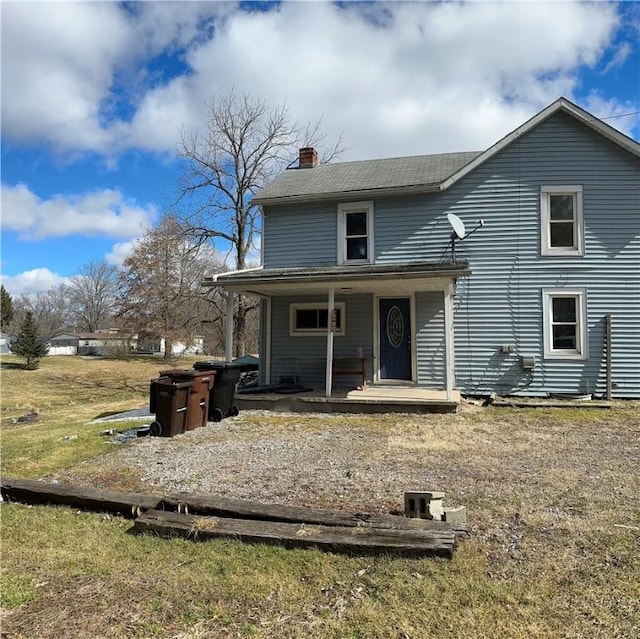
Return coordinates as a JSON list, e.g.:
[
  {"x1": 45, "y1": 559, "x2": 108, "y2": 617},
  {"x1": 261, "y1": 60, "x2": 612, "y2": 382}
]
[
  {"x1": 62, "y1": 410, "x2": 469, "y2": 513},
  {"x1": 59, "y1": 403, "x2": 639, "y2": 523}
]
